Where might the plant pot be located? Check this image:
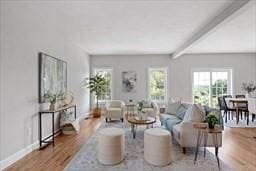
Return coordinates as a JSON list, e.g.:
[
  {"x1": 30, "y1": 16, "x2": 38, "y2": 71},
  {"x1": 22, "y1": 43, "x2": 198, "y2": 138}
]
[
  {"x1": 208, "y1": 123, "x2": 215, "y2": 129},
  {"x1": 93, "y1": 107, "x2": 101, "y2": 117}
]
